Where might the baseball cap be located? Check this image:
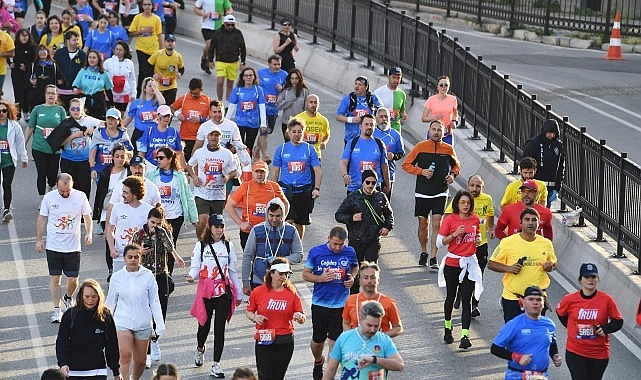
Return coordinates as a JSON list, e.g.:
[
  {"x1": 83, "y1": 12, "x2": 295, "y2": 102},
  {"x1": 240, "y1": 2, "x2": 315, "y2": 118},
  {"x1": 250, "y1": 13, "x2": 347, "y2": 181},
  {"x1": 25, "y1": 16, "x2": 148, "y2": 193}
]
[
  {"x1": 580, "y1": 263, "x2": 599, "y2": 277},
  {"x1": 208, "y1": 125, "x2": 222, "y2": 135},
  {"x1": 105, "y1": 108, "x2": 121, "y2": 119},
  {"x1": 253, "y1": 161, "x2": 268, "y2": 172},
  {"x1": 223, "y1": 15, "x2": 236, "y2": 23},
  {"x1": 157, "y1": 105, "x2": 172, "y2": 116},
  {"x1": 165, "y1": 34, "x2": 176, "y2": 41},
  {"x1": 388, "y1": 67, "x2": 402, "y2": 75},
  {"x1": 270, "y1": 262, "x2": 293, "y2": 274},
  {"x1": 208, "y1": 213, "x2": 225, "y2": 226},
  {"x1": 361, "y1": 169, "x2": 378, "y2": 183},
  {"x1": 130, "y1": 156, "x2": 145, "y2": 166},
  {"x1": 520, "y1": 179, "x2": 538, "y2": 191},
  {"x1": 280, "y1": 17, "x2": 292, "y2": 25},
  {"x1": 523, "y1": 286, "x2": 544, "y2": 298}
]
